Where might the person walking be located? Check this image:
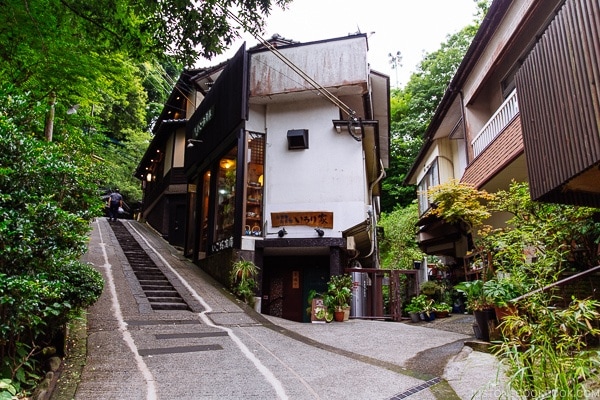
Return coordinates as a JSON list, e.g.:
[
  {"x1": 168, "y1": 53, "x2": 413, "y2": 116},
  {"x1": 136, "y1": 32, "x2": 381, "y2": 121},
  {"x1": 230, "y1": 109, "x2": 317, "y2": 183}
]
[{"x1": 107, "y1": 189, "x2": 123, "y2": 222}]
